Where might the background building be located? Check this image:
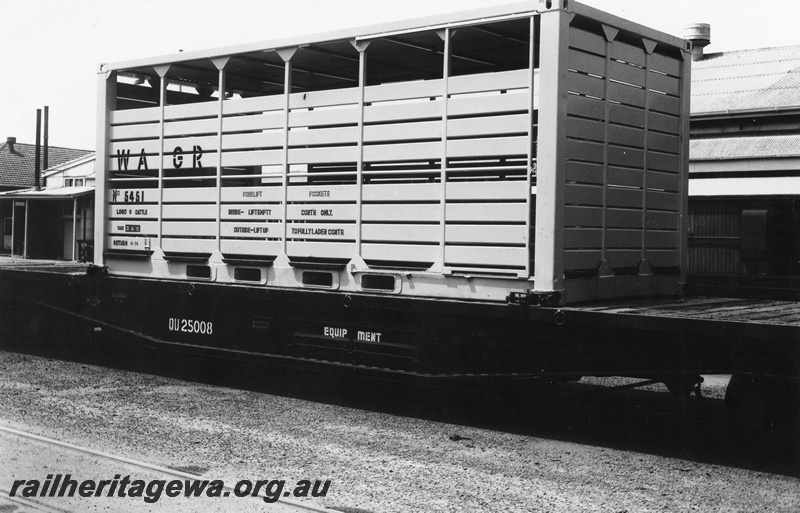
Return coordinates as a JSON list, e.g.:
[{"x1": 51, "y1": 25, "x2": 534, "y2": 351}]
[
  {"x1": 685, "y1": 28, "x2": 800, "y2": 297},
  {"x1": 0, "y1": 137, "x2": 92, "y2": 258}
]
